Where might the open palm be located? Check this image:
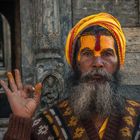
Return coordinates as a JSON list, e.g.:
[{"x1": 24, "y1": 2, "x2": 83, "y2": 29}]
[{"x1": 0, "y1": 69, "x2": 42, "y2": 118}]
